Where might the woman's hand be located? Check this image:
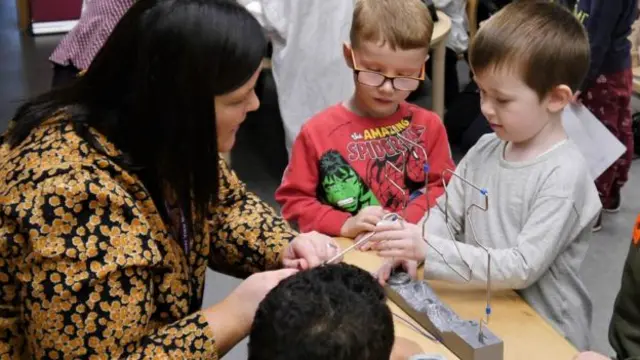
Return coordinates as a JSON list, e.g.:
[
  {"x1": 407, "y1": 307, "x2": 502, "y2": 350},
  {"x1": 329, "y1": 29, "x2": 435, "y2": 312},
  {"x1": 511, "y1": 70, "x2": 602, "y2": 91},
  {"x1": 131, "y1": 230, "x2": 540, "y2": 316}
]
[
  {"x1": 368, "y1": 221, "x2": 428, "y2": 261},
  {"x1": 281, "y1": 231, "x2": 341, "y2": 269},
  {"x1": 340, "y1": 206, "x2": 387, "y2": 238},
  {"x1": 203, "y1": 268, "x2": 298, "y2": 355},
  {"x1": 376, "y1": 258, "x2": 419, "y2": 286}
]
